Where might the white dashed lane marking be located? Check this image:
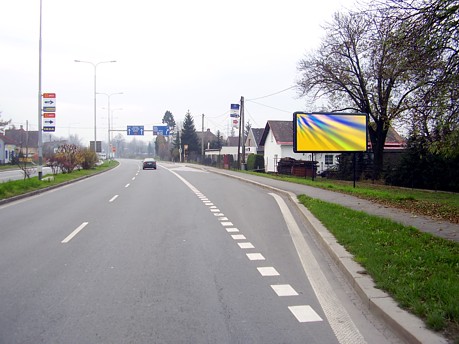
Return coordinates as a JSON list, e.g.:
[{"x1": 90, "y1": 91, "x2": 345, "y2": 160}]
[
  {"x1": 165, "y1": 168, "x2": 330, "y2": 327},
  {"x1": 246, "y1": 253, "x2": 265, "y2": 261},
  {"x1": 271, "y1": 284, "x2": 298, "y2": 296},
  {"x1": 289, "y1": 306, "x2": 323, "y2": 323},
  {"x1": 238, "y1": 242, "x2": 255, "y2": 249},
  {"x1": 257, "y1": 267, "x2": 280, "y2": 276},
  {"x1": 61, "y1": 222, "x2": 89, "y2": 244}
]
